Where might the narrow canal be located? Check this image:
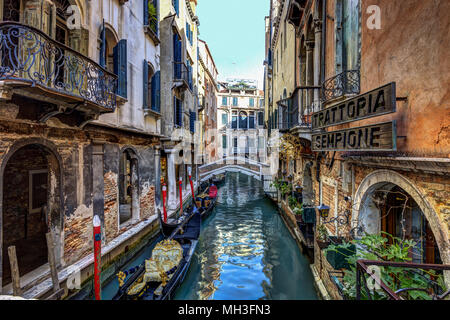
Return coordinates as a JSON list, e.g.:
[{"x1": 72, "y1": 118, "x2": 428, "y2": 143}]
[
  {"x1": 100, "y1": 172, "x2": 318, "y2": 300},
  {"x1": 174, "y1": 172, "x2": 318, "y2": 300}
]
